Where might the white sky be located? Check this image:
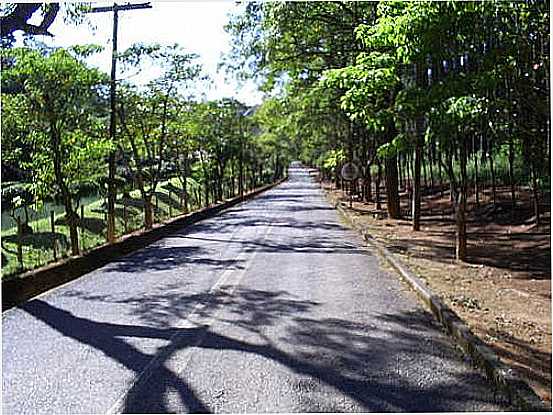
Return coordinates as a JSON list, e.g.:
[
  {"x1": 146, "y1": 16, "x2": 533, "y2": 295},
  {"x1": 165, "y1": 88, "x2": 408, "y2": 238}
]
[{"x1": 27, "y1": 1, "x2": 263, "y2": 106}]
